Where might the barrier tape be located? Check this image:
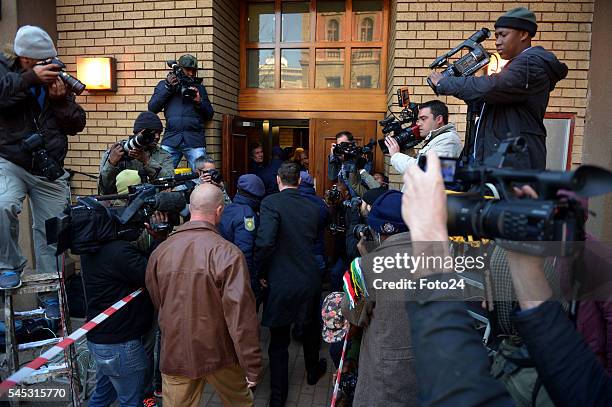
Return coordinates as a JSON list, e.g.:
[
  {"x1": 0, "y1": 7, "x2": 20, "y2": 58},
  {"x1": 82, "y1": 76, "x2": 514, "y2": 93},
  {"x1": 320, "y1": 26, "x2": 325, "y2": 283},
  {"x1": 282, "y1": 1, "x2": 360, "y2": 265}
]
[
  {"x1": 330, "y1": 334, "x2": 348, "y2": 407},
  {"x1": 0, "y1": 288, "x2": 143, "y2": 395}
]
